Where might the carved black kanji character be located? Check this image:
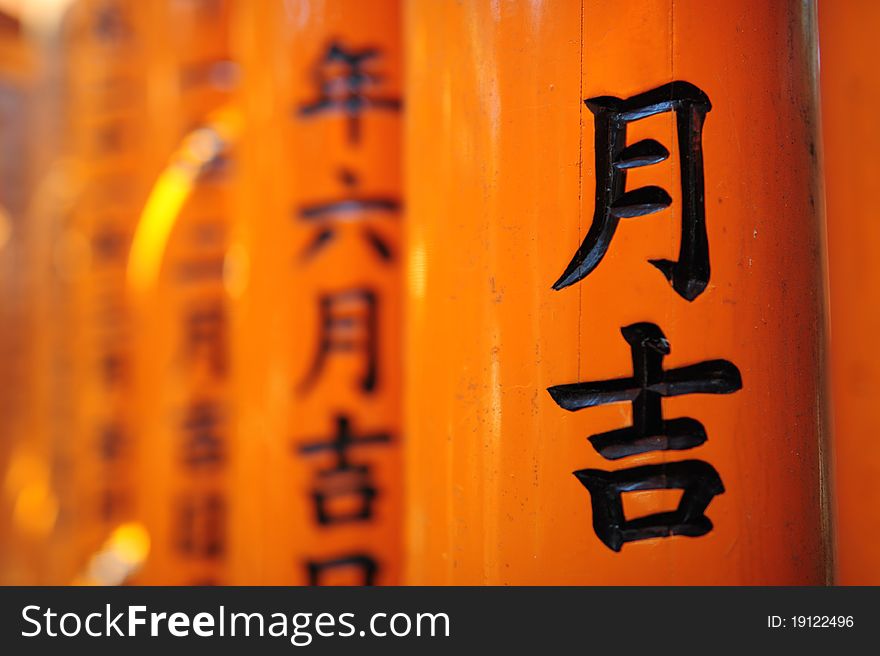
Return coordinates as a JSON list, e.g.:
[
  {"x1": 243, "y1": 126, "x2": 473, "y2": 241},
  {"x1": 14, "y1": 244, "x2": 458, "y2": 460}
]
[
  {"x1": 175, "y1": 255, "x2": 226, "y2": 283},
  {"x1": 297, "y1": 415, "x2": 391, "y2": 526},
  {"x1": 299, "y1": 289, "x2": 379, "y2": 394},
  {"x1": 93, "y1": 2, "x2": 131, "y2": 45},
  {"x1": 98, "y1": 423, "x2": 126, "y2": 461},
  {"x1": 554, "y1": 81, "x2": 711, "y2": 301},
  {"x1": 181, "y1": 401, "x2": 225, "y2": 468},
  {"x1": 99, "y1": 487, "x2": 127, "y2": 522},
  {"x1": 100, "y1": 349, "x2": 126, "y2": 386},
  {"x1": 574, "y1": 459, "x2": 724, "y2": 551},
  {"x1": 306, "y1": 554, "x2": 378, "y2": 586},
  {"x1": 175, "y1": 493, "x2": 225, "y2": 559},
  {"x1": 297, "y1": 168, "x2": 398, "y2": 263},
  {"x1": 298, "y1": 41, "x2": 401, "y2": 144},
  {"x1": 547, "y1": 322, "x2": 741, "y2": 460},
  {"x1": 182, "y1": 300, "x2": 227, "y2": 378}
]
